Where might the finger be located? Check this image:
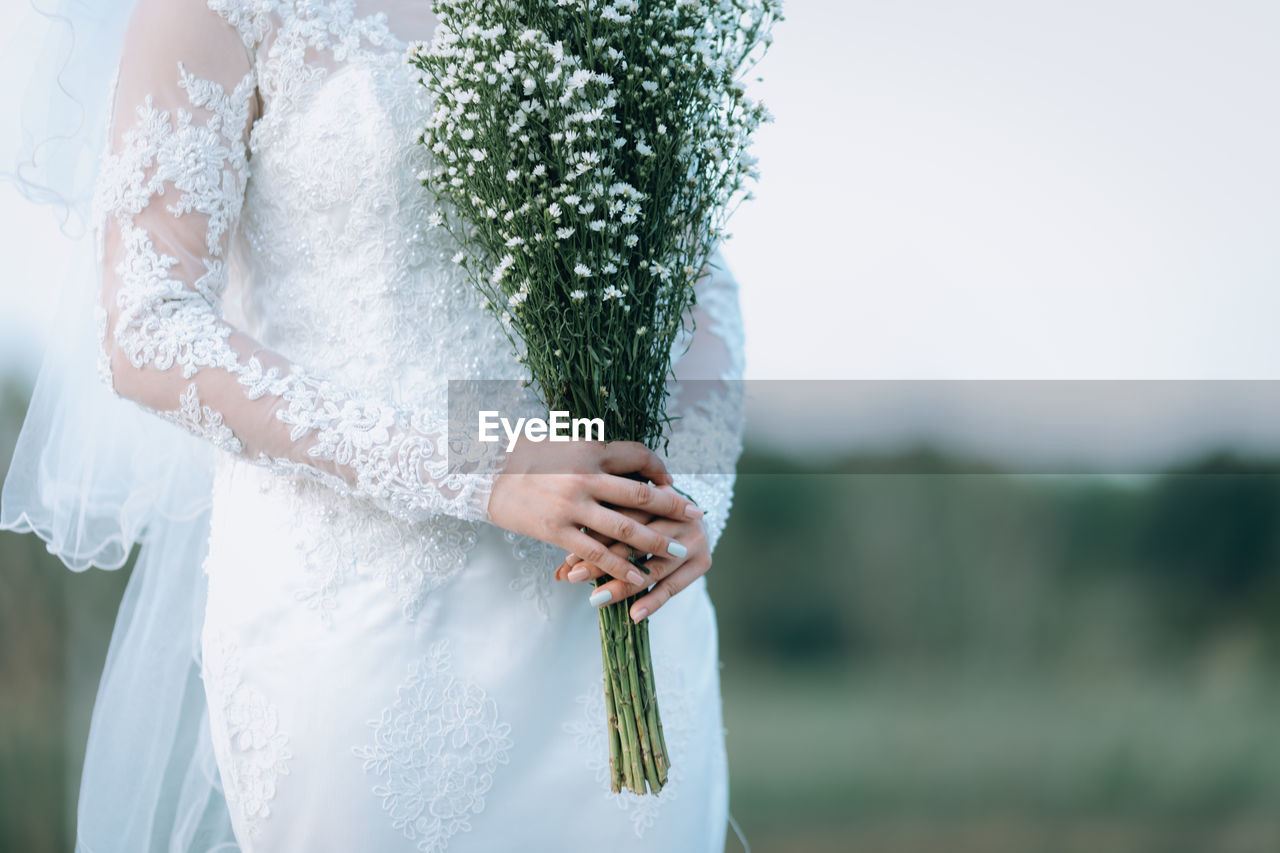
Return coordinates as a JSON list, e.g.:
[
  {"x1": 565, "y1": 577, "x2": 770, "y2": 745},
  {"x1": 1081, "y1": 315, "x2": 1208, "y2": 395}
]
[
  {"x1": 627, "y1": 558, "x2": 709, "y2": 622},
  {"x1": 599, "y1": 441, "x2": 672, "y2": 486},
  {"x1": 579, "y1": 505, "x2": 686, "y2": 567},
  {"x1": 585, "y1": 554, "x2": 681, "y2": 609},
  {"x1": 567, "y1": 537, "x2": 642, "y2": 583},
  {"x1": 591, "y1": 474, "x2": 702, "y2": 521},
  {"x1": 560, "y1": 528, "x2": 651, "y2": 587},
  {"x1": 555, "y1": 521, "x2": 622, "y2": 581}
]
